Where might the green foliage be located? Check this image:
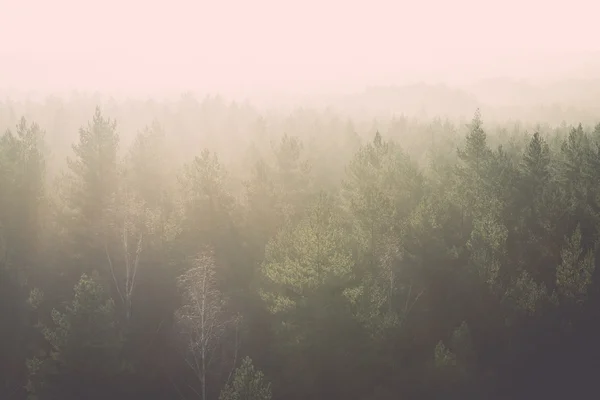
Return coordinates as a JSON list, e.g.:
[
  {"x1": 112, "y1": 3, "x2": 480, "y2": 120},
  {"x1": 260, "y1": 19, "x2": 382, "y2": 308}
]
[
  {"x1": 0, "y1": 117, "x2": 46, "y2": 272},
  {"x1": 125, "y1": 121, "x2": 173, "y2": 208},
  {"x1": 457, "y1": 109, "x2": 491, "y2": 173},
  {"x1": 27, "y1": 287, "x2": 45, "y2": 310},
  {"x1": 341, "y1": 132, "x2": 425, "y2": 336},
  {"x1": 27, "y1": 272, "x2": 122, "y2": 398},
  {"x1": 66, "y1": 107, "x2": 119, "y2": 223},
  {"x1": 522, "y1": 131, "x2": 550, "y2": 185},
  {"x1": 467, "y1": 211, "x2": 508, "y2": 289},
  {"x1": 243, "y1": 134, "x2": 315, "y2": 258},
  {"x1": 456, "y1": 110, "x2": 494, "y2": 206},
  {"x1": 505, "y1": 270, "x2": 549, "y2": 315},
  {"x1": 555, "y1": 225, "x2": 595, "y2": 304},
  {"x1": 180, "y1": 148, "x2": 235, "y2": 252},
  {"x1": 0, "y1": 118, "x2": 46, "y2": 400},
  {"x1": 433, "y1": 321, "x2": 475, "y2": 390},
  {"x1": 6, "y1": 99, "x2": 600, "y2": 400},
  {"x1": 434, "y1": 341, "x2": 456, "y2": 368},
  {"x1": 343, "y1": 131, "x2": 423, "y2": 253},
  {"x1": 44, "y1": 272, "x2": 120, "y2": 362},
  {"x1": 260, "y1": 192, "x2": 354, "y2": 317},
  {"x1": 219, "y1": 357, "x2": 272, "y2": 400}
]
